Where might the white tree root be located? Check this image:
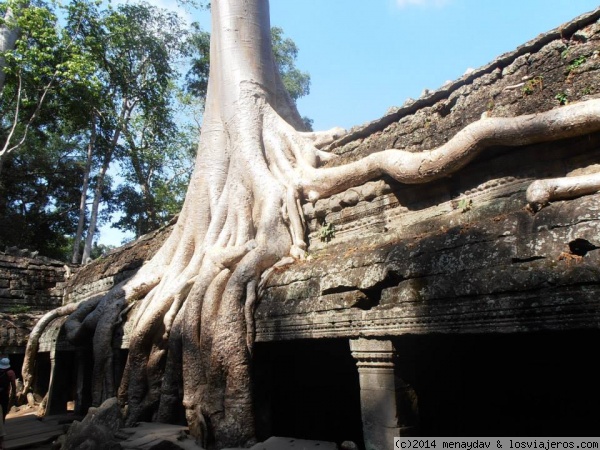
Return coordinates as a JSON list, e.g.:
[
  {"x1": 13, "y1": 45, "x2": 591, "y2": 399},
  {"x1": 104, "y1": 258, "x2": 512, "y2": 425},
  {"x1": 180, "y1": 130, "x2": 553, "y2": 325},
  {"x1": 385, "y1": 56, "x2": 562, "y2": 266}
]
[
  {"x1": 299, "y1": 126, "x2": 346, "y2": 150},
  {"x1": 90, "y1": 295, "x2": 127, "y2": 405},
  {"x1": 19, "y1": 302, "x2": 80, "y2": 402},
  {"x1": 527, "y1": 171, "x2": 600, "y2": 207},
  {"x1": 297, "y1": 99, "x2": 600, "y2": 201}
]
